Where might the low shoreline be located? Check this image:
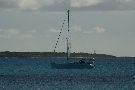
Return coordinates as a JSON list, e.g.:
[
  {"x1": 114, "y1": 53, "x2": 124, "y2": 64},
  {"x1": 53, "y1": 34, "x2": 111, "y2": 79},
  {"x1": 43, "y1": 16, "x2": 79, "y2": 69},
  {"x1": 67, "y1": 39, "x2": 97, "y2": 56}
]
[{"x1": 0, "y1": 51, "x2": 117, "y2": 58}]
